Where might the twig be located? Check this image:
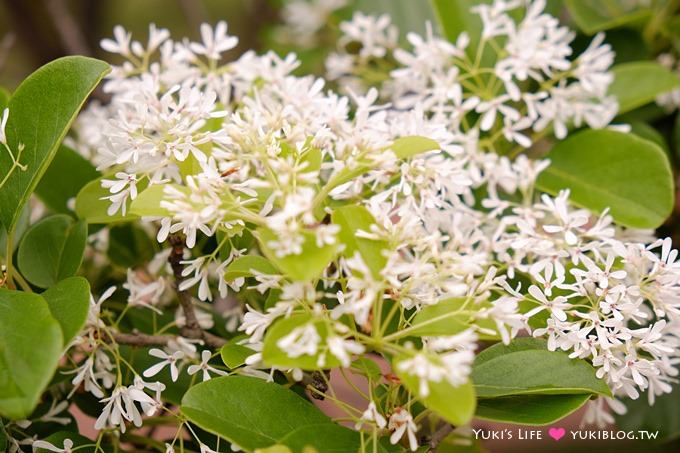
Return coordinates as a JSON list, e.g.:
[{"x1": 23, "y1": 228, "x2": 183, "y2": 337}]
[
  {"x1": 428, "y1": 424, "x2": 454, "y2": 452},
  {"x1": 168, "y1": 234, "x2": 226, "y2": 348},
  {"x1": 111, "y1": 331, "x2": 174, "y2": 347}
]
